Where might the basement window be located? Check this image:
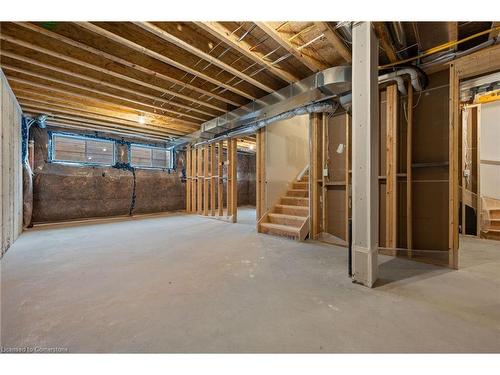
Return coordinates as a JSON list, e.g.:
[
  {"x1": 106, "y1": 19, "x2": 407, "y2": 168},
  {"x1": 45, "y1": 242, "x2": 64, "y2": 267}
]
[
  {"x1": 130, "y1": 144, "x2": 173, "y2": 170},
  {"x1": 50, "y1": 133, "x2": 115, "y2": 166}
]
